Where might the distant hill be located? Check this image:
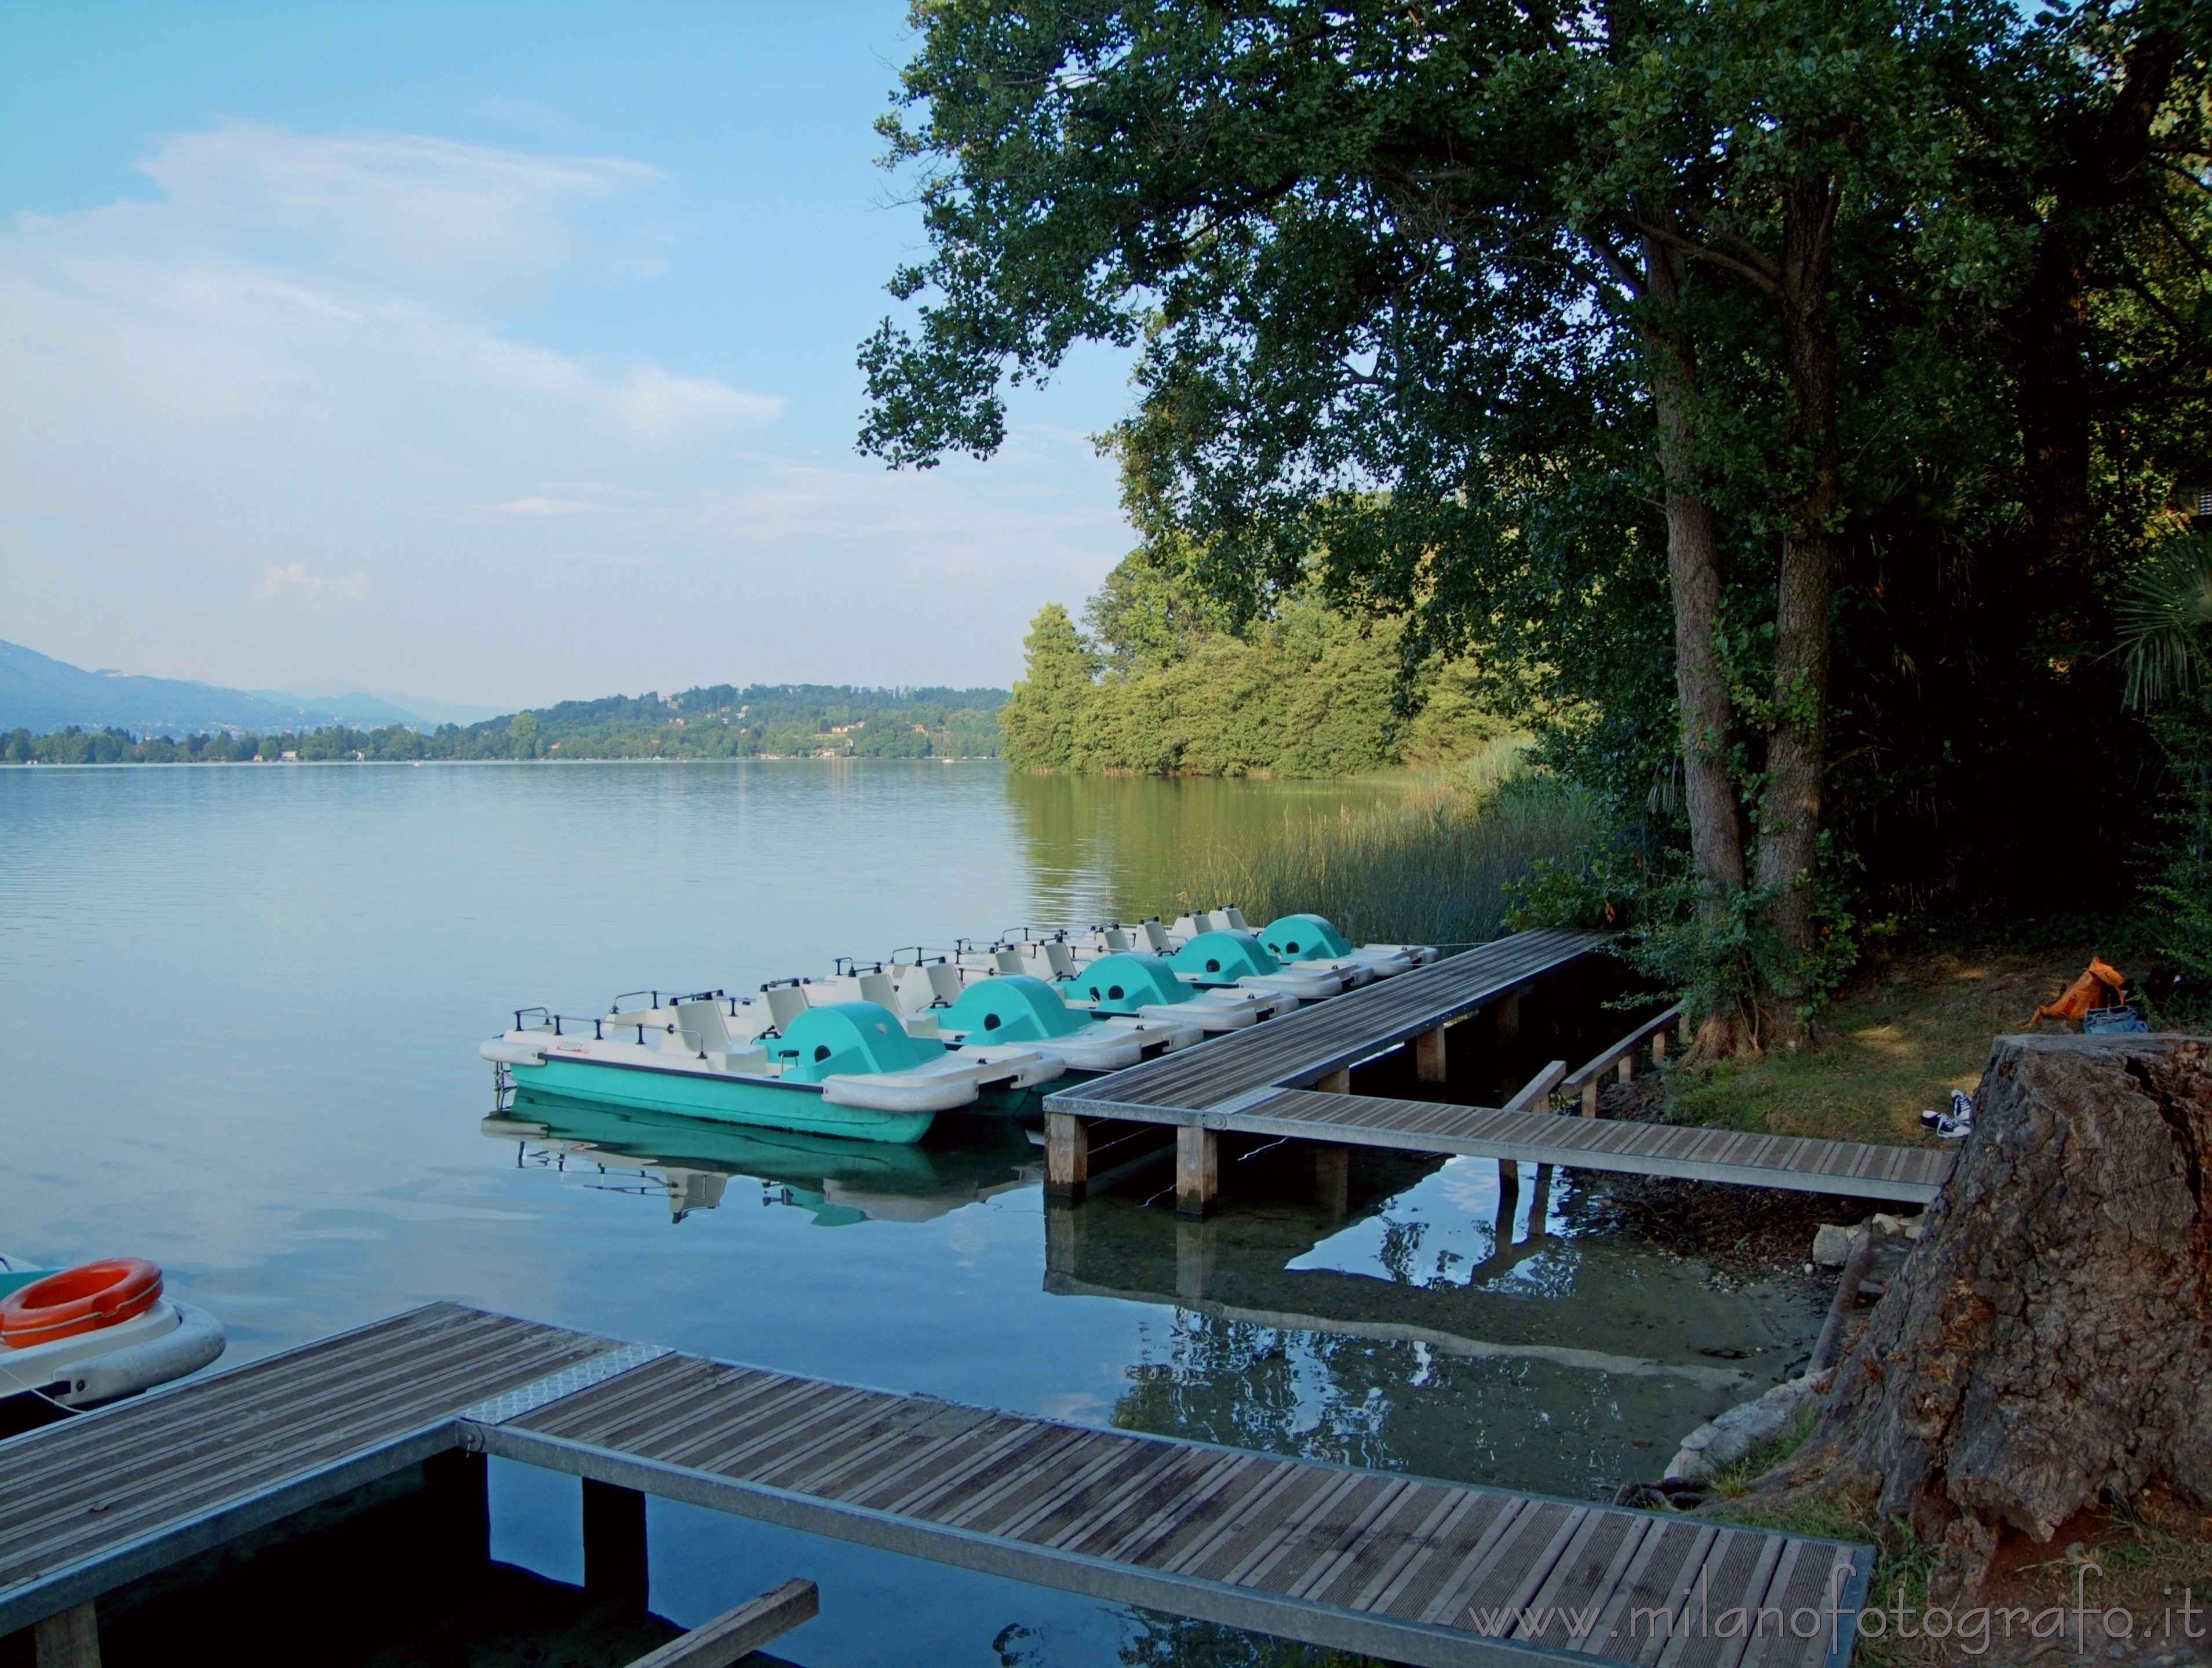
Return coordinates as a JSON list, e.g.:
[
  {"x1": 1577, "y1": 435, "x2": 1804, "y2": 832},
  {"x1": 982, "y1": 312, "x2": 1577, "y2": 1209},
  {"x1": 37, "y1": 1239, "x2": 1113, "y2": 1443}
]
[
  {"x1": 0, "y1": 640, "x2": 428, "y2": 735},
  {"x1": 2, "y1": 644, "x2": 1010, "y2": 762}
]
